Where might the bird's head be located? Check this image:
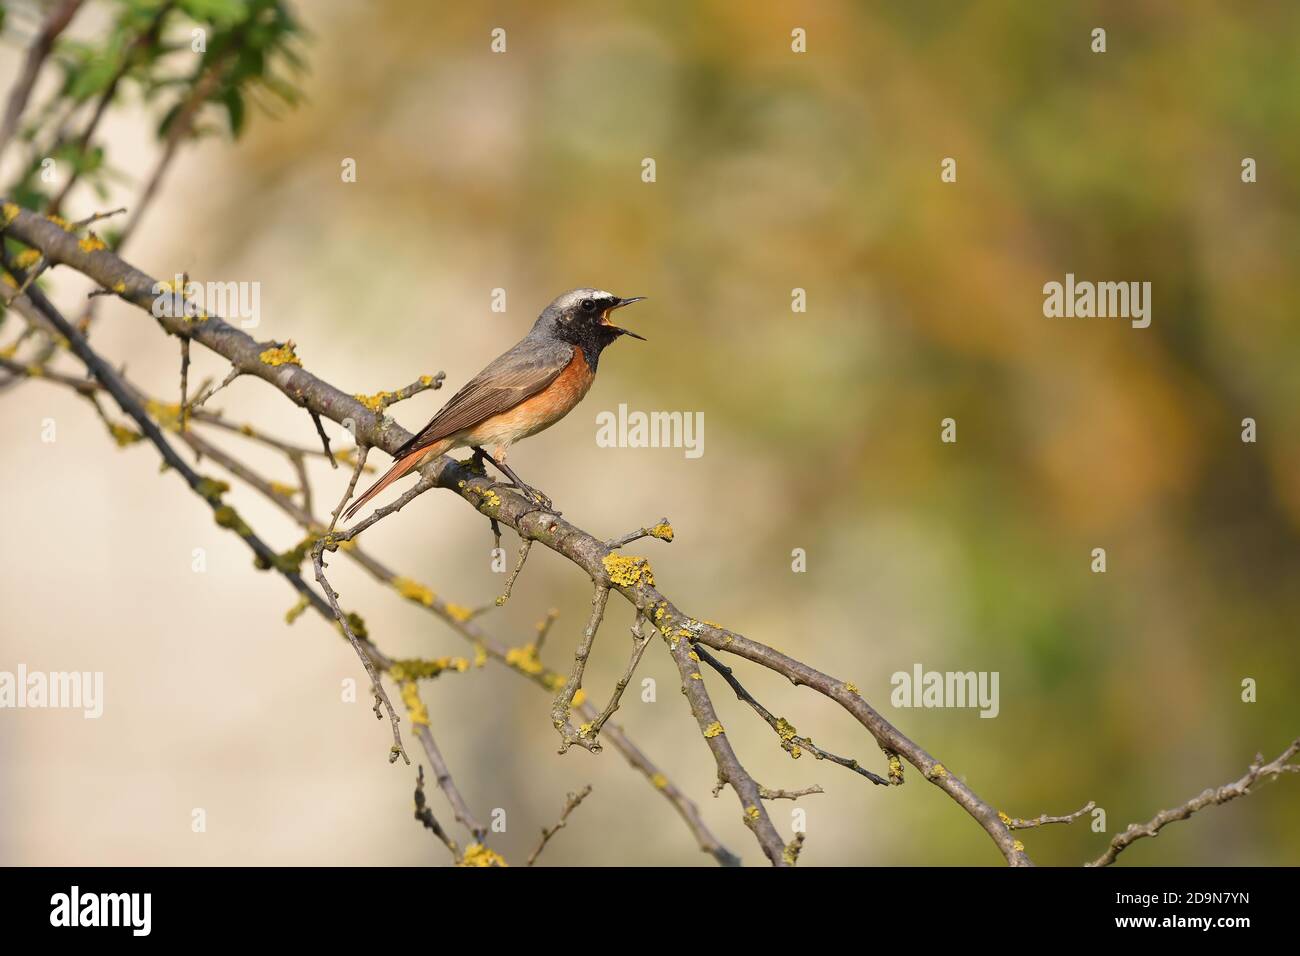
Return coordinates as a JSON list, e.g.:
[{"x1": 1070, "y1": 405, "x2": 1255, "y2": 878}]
[{"x1": 536, "y1": 288, "x2": 647, "y2": 350}]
